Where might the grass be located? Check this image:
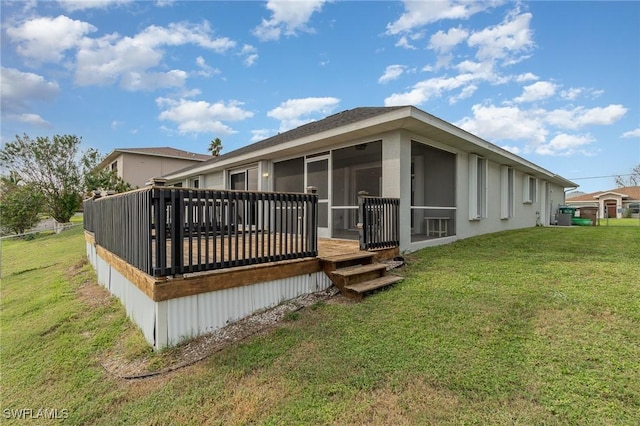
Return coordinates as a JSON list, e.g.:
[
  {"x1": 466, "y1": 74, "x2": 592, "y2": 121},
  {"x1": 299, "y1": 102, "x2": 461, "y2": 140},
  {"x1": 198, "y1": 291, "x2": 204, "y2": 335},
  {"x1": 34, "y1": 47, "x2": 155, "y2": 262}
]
[
  {"x1": 598, "y1": 217, "x2": 640, "y2": 227},
  {"x1": 1, "y1": 225, "x2": 639, "y2": 424}
]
